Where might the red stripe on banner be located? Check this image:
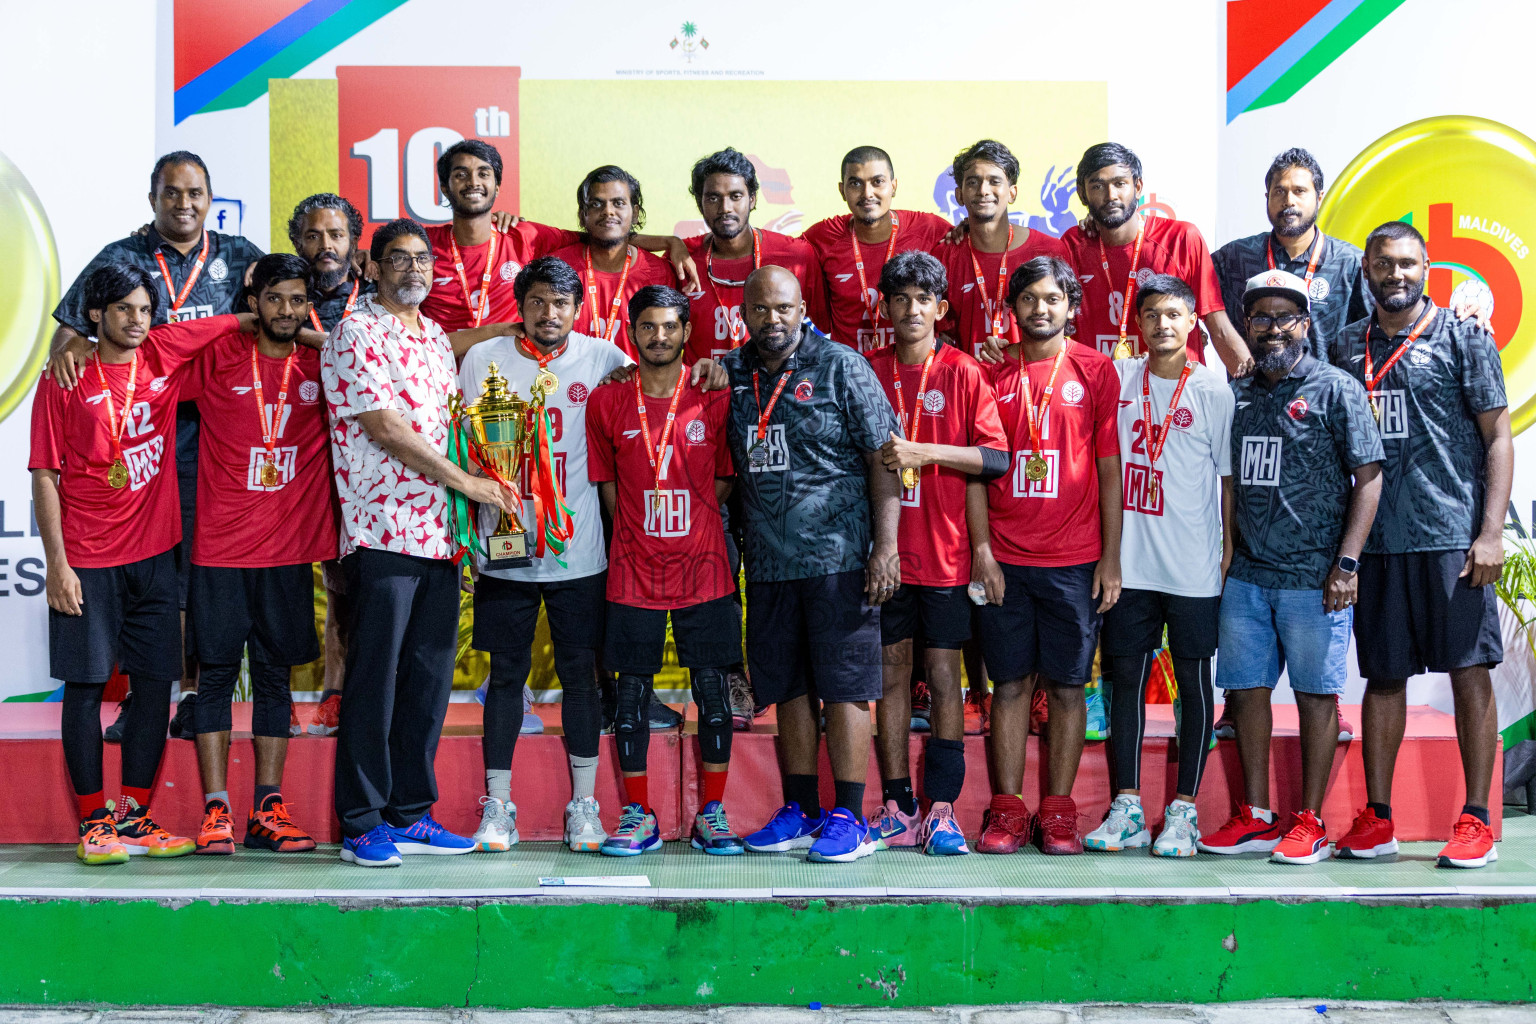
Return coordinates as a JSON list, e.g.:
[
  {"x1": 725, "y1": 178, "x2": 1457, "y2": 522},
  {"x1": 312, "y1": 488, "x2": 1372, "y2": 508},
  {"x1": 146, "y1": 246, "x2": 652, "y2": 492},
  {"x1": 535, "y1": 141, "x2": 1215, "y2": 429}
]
[
  {"x1": 1225, "y1": 0, "x2": 1332, "y2": 90},
  {"x1": 173, "y1": 0, "x2": 310, "y2": 89}
]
